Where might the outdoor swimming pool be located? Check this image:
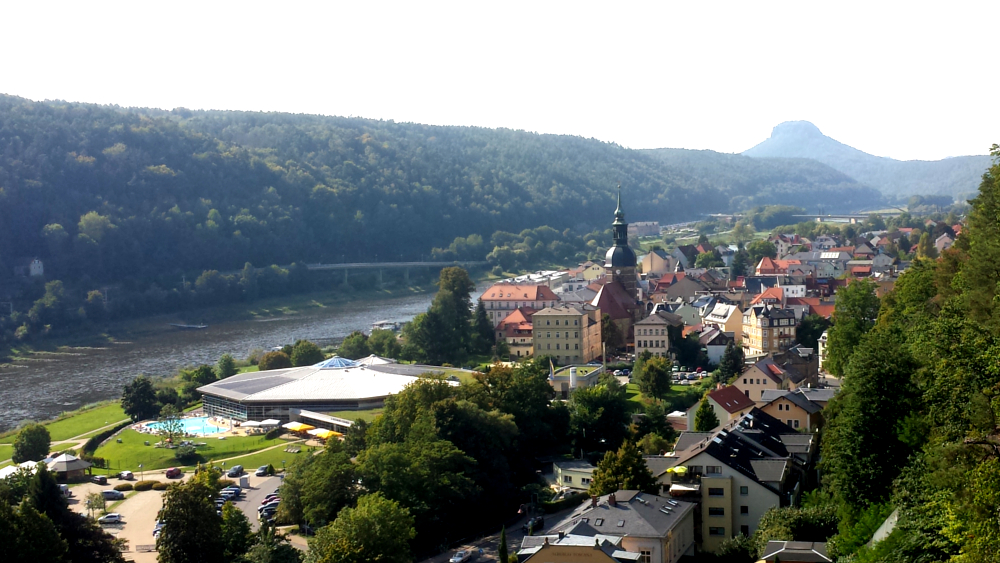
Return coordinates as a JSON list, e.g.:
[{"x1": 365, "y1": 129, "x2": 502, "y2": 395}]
[{"x1": 144, "y1": 416, "x2": 226, "y2": 436}]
